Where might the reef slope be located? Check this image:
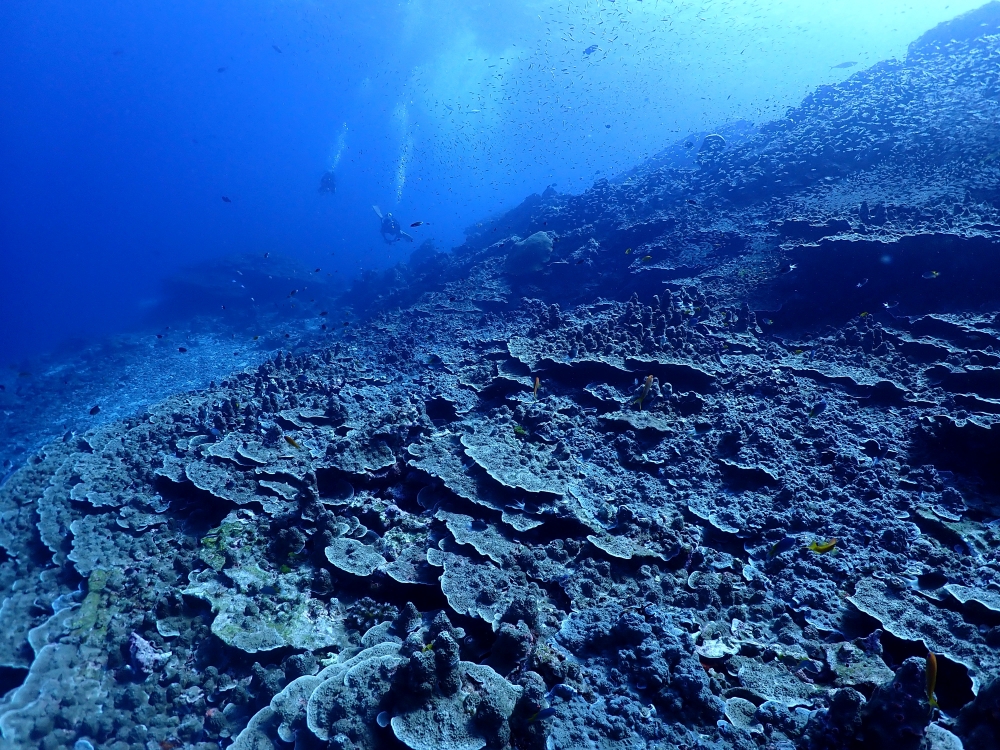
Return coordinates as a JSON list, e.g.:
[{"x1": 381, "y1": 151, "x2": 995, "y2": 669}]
[{"x1": 3, "y1": 5, "x2": 1000, "y2": 750}]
